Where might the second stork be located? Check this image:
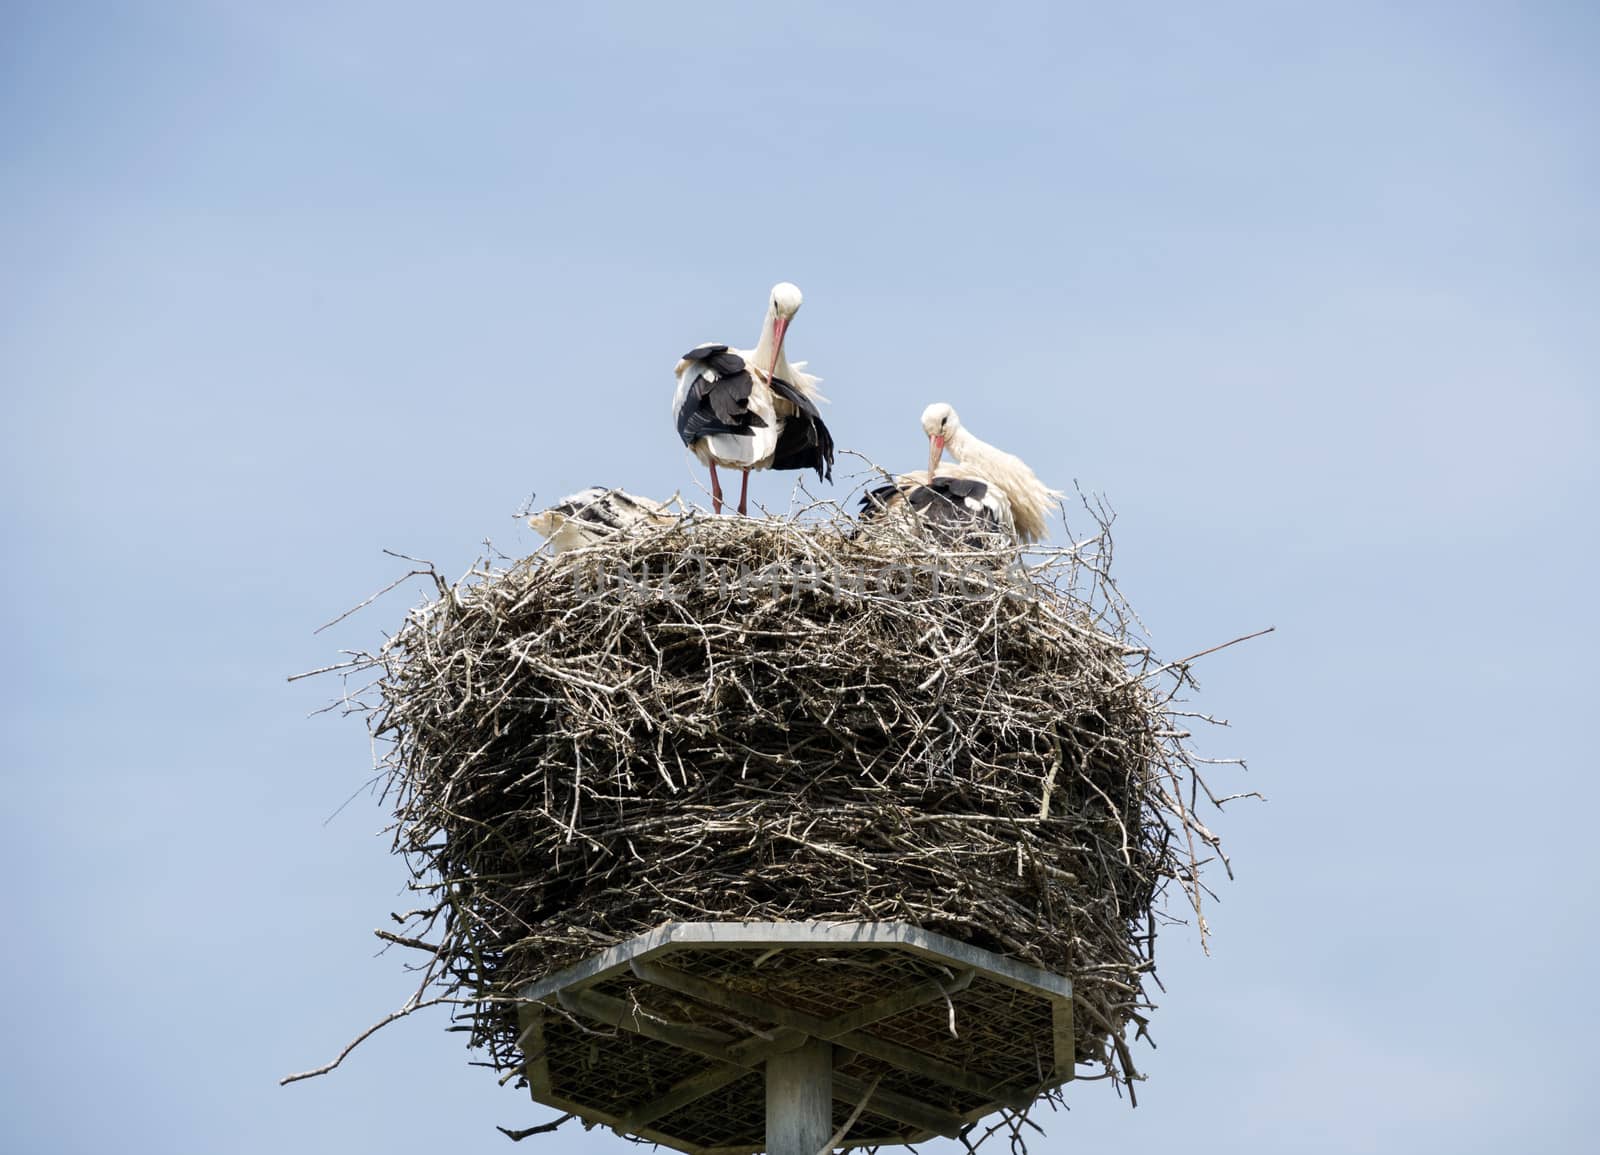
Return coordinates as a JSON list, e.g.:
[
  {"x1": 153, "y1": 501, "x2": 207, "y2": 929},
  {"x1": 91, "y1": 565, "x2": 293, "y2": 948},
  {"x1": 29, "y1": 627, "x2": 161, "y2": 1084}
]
[{"x1": 861, "y1": 402, "x2": 1063, "y2": 545}]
